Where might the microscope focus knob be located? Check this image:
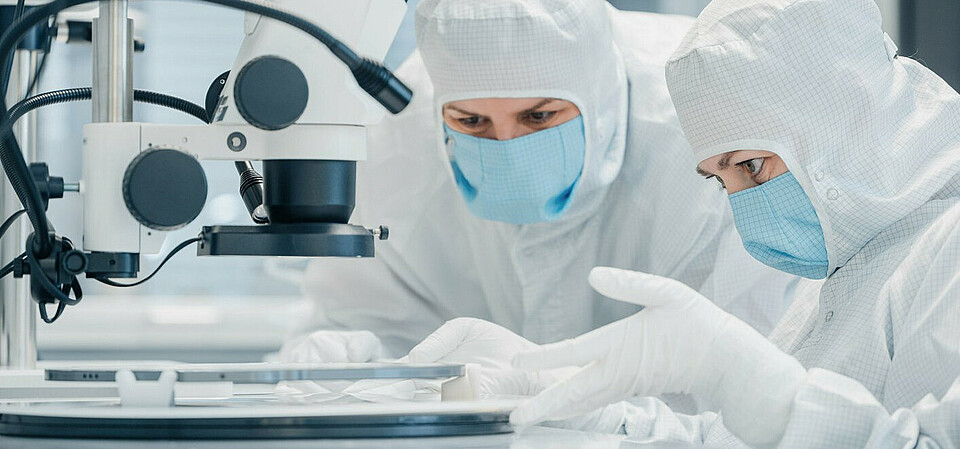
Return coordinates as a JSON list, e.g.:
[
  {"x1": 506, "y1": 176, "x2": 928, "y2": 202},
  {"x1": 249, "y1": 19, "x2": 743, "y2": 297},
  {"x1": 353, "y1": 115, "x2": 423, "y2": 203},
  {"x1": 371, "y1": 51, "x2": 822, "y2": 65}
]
[
  {"x1": 123, "y1": 149, "x2": 208, "y2": 231},
  {"x1": 234, "y1": 56, "x2": 309, "y2": 130},
  {"x1": 62, "y1": 250, "x2": 88, "y2": 276}
]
